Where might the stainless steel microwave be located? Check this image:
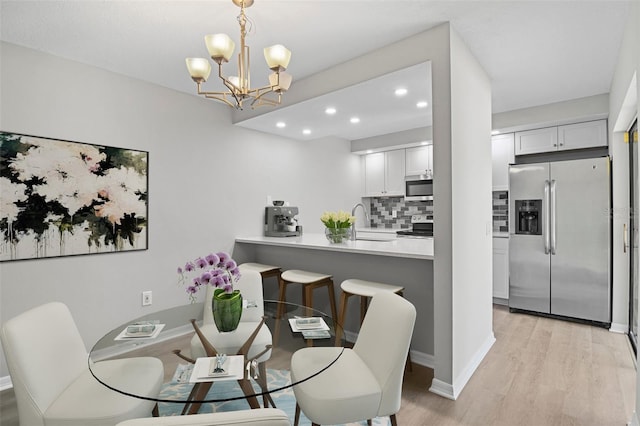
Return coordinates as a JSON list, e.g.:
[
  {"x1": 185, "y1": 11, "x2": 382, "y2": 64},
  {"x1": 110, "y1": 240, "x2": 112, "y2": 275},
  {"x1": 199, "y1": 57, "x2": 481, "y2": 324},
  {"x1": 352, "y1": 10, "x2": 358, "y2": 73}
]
[{"x1": 405, "y1": 175, "x2": 433, "y2": 201}]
